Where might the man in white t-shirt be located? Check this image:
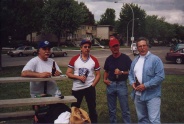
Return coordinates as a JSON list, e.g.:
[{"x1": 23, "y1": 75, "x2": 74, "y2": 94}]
[
  {"x1": 66, "y1": 39, "x2": 101, "y2": 123},
  {"x1": 129, "y1": 37, "x2": 165, "y2": 123},
  {"x1": 21, "y1": 41, "x2": 62, "y2": 97}
]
